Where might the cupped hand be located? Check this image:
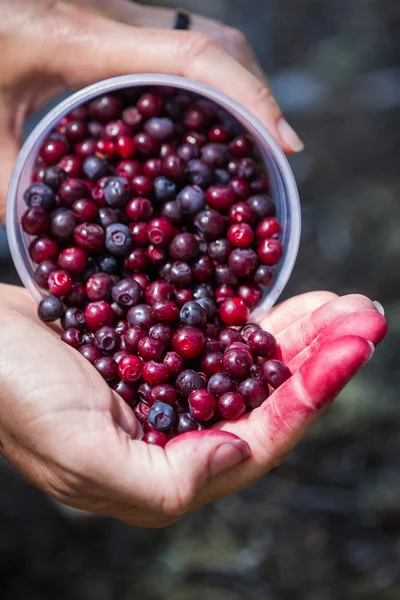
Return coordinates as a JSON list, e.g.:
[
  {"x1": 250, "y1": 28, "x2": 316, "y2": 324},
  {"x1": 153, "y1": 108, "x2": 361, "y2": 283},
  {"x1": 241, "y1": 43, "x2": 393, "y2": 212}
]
[
  {"x1": 0, "y1": 285, "x2": 386, "y2": 527},
  {"x1": 0, "y1": 0, "x2": 303, "y2": 223}
]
